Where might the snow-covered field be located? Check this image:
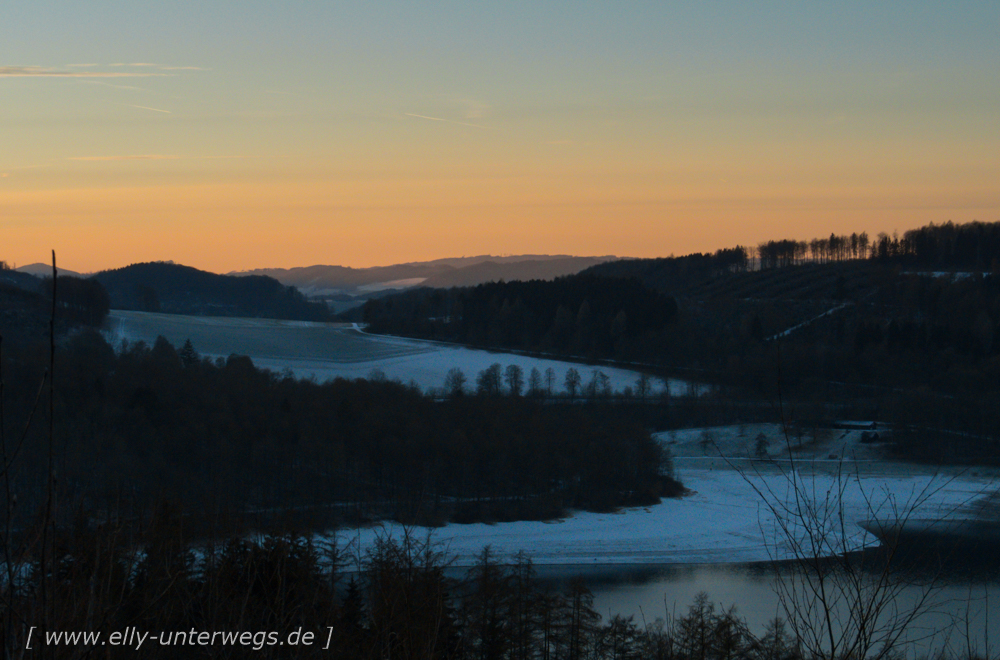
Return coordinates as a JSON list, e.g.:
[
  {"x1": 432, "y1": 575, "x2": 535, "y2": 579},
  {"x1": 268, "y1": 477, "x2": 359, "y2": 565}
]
[
  {"x1": 106, "y1": 310, "x2": 694, "y2": 395},
  {"x1": 333, "y1": 425, "x2": 999, "y2": 567}
]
